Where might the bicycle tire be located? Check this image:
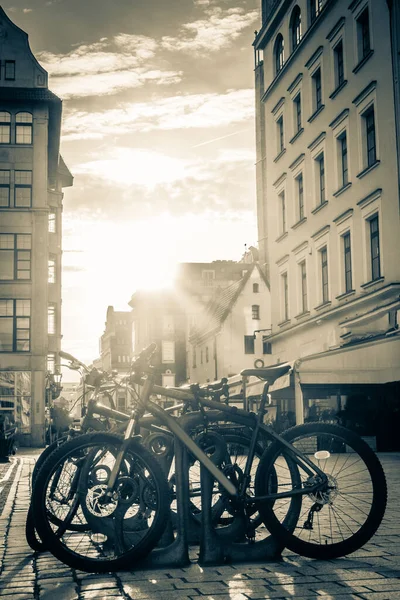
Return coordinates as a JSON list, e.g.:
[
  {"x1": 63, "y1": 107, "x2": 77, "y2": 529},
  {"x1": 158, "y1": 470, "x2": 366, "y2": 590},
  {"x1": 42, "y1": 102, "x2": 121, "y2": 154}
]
[
  {"x1": 31, "y1": 432, "x2": 170, "y2": 572},
  {"x1": 255, "y1": 422, "x2": 387, "y2": 559}
]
